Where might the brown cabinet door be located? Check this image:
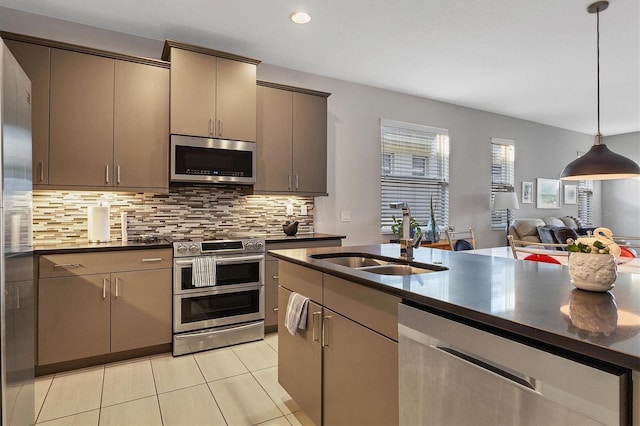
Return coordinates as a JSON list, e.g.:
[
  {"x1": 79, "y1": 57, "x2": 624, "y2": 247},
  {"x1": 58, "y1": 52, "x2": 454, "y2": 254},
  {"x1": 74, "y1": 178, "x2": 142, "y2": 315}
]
[
  {"x1": 278, "y1": 286, "x2": 322, "y2": 426},
  {"x1": 292, "y1": 93, "x2": 327, "y2": 194},
  {"x1": 114, "y1": 60, "x2": 169, "y2": 190},
  {"x1": 264, "y1": 258, "x2": 279, "y2": 328},
  {"x1": 110, "y1": 268, "x2": 172, "y2": 353},
  {"x1": 38, "y1": 274, "x2": 111, "y2": 365},
  {"x1": 216, "y1": 57, "x2": 256, "y2": 142},
  {"x1": 169, "y1": 48, "x2": 216, "y2": 137},
  {"x1": 50, "y1": 49, "x2": 114, "y2": 187},
  {"x1": 5, "y1": 40, "x2": 50, "y2": 185},
  {"x1": 322, "y1": 309, "x2": 399, "y2": 426},
  {"x1": 256, "y1": 85, "x2": 293, "y2": 192}
]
